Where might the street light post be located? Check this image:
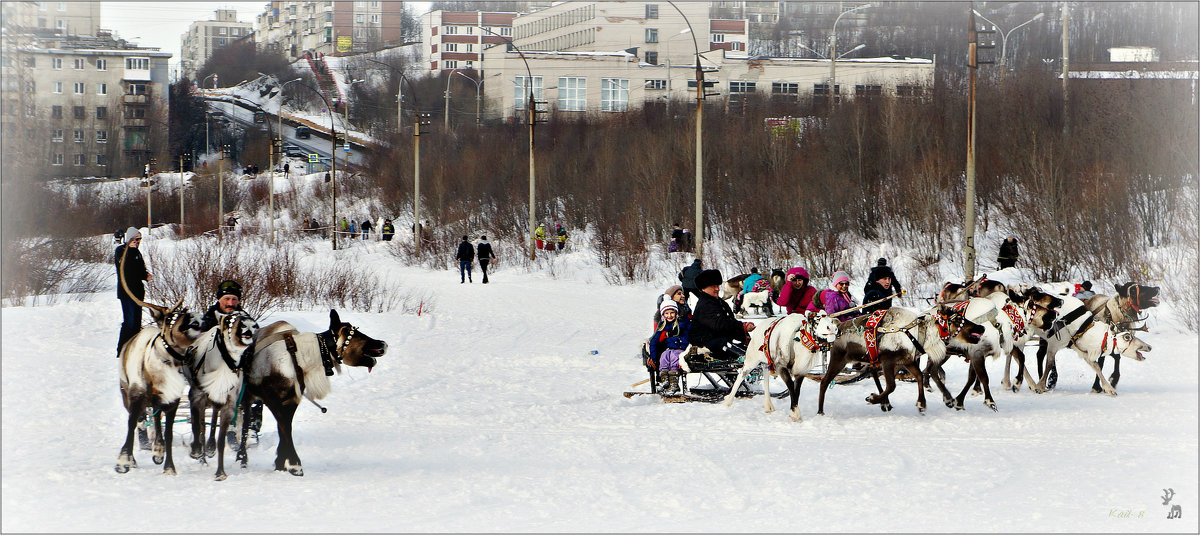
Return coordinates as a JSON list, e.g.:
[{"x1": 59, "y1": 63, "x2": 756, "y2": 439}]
[
  {"x1": 667, "y1": 1, "x2": 705, "y2": 260},
  {"x1": 481, "y1": 26, "x2": 539, "y2": 260},
  {"x1": 295, "y1": 82, "x2": 340, "y2": 250},
  {"x1": 456, "y1": 71, "x2": 482, "y2": 125},
  {"x1": 444, "y1": 68, "x2": 458, "y2": 131},
  {"x1": 972, "y1": 10, "x2": 1045, "y2": 68},
  {"x1": 202, "y1": 73, "x2": 218, "y2": 89},
  {"x1": 829, "y1": 3, "x2": 871, "y2": 114}
]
